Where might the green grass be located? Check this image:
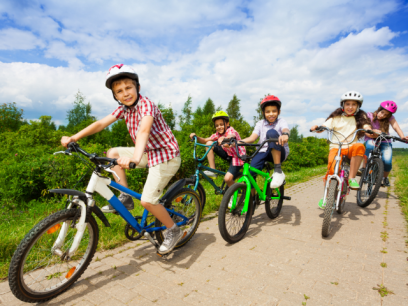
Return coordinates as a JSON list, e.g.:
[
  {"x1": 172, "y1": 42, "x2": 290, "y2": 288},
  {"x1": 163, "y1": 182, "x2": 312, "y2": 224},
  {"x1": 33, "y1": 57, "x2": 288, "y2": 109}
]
[
  {"x1": 0, "y1": 164, "x2": 327, "y2": 280},
  {"x1": 393, "y1": 149, "x2": 408, "y2": 229}
]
